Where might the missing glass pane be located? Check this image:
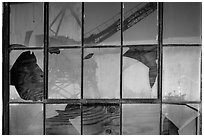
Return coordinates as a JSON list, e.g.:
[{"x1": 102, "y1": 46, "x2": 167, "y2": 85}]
[
  {"x1": 122, "y1": 46, "x2": 158, "y2": 98},
  {"x1": 46, "y1": 104, "x2": 81, "y2": 135},
  {"x1": 162, "y1": 104, "x2": 200, "y2": 135},
  {"x1": 123, "y1": 2, "x2": 157, "y2": 45},
  {"x1": 122, "y1": 104, "x2": 160, "y2": 135},
  {"x1": 83, "y1": 104, "x2": 120, "y2": 135},
  {"x1": 9, "y1": 104, "x2": 43, "y2": 135},
  {"x1": 9, "y1": 50, "x2": 44, "y2": 101},
  {"x1": 83, "y1": 48, "x2": 120, "y2": 98},
  {"x1": 10, "y1": 3, "x2": 43, "y2": 47},
  {"x1": 163, "y1": 46, "x2": 201, "y2": 102},
  {"x1": 84, "y1": 2, "x2": 121, "y2": 46},
  {"x1": 48, "y1": 48, "x2": 81, "y2": 99}
]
